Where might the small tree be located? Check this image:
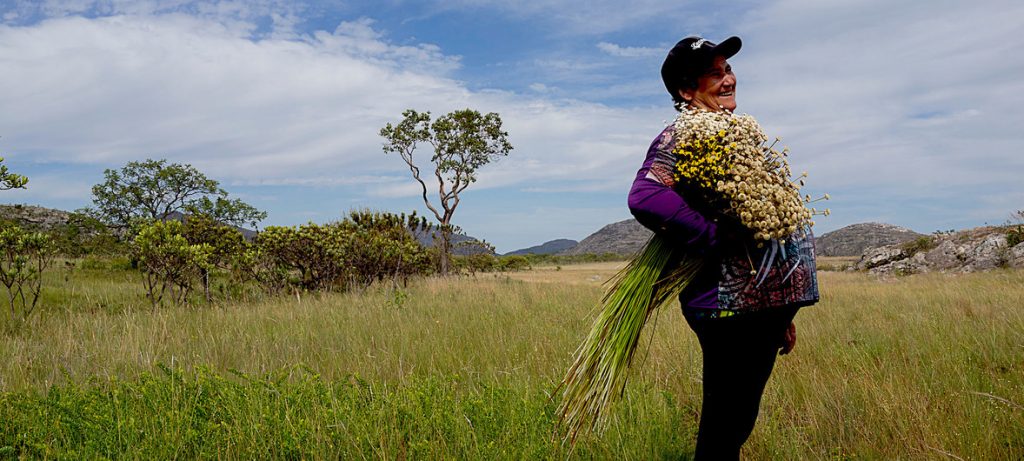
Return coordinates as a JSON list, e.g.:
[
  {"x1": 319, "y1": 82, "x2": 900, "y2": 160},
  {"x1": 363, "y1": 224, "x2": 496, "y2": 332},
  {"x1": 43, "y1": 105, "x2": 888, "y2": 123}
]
[
  {"x1": 0, "y1": 226, "x2": 54, "y2": 322},
  {"x1": 380, "y1": 109, "x2": 512, "y2": 275},
  {"x1": 133, "y1": 220, "x2": 212, "y2": 306},
  {"x1": 183, "y1": 213, "x2": 245, "y2": 302},
  {"x1": 90, "y1": 158, "x2": 266, "y2": 231}
]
